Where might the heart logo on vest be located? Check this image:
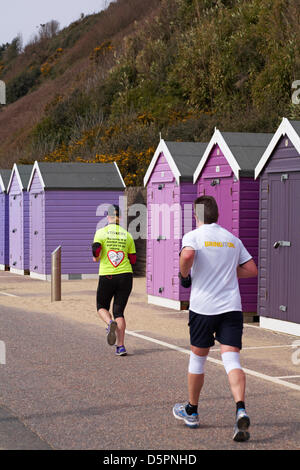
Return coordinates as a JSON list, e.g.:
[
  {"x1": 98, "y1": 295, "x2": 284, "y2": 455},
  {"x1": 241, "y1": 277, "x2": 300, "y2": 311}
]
[{"x1": 107, "y1": 250, "x2": 125, "y2": 267}]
